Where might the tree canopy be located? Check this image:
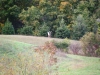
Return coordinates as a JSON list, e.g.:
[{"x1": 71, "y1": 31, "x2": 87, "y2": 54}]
[{"x1": 0, "y1": 0, "x2": 100, "y2": 39}]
